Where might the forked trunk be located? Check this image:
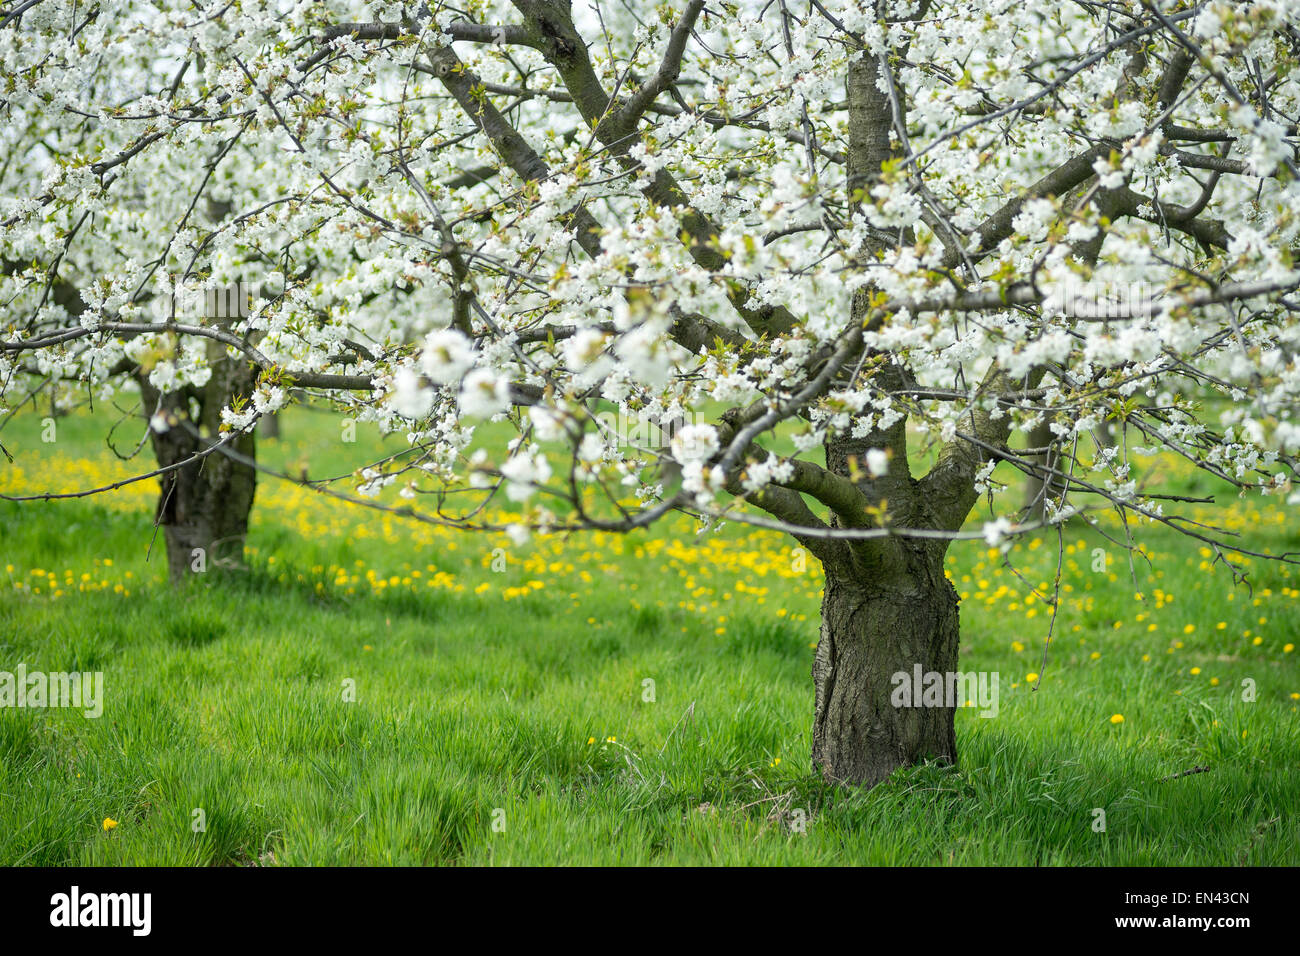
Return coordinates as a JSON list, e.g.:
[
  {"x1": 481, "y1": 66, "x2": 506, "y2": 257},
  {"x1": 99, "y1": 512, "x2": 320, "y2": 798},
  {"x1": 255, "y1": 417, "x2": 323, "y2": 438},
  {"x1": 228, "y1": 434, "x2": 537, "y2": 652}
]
[
  {"x1": 811, "y1": 551, "x2": 961, "y2": 788},
  {"x1": 812, "y1": 31, "x2": 967, "y2": 787}
]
